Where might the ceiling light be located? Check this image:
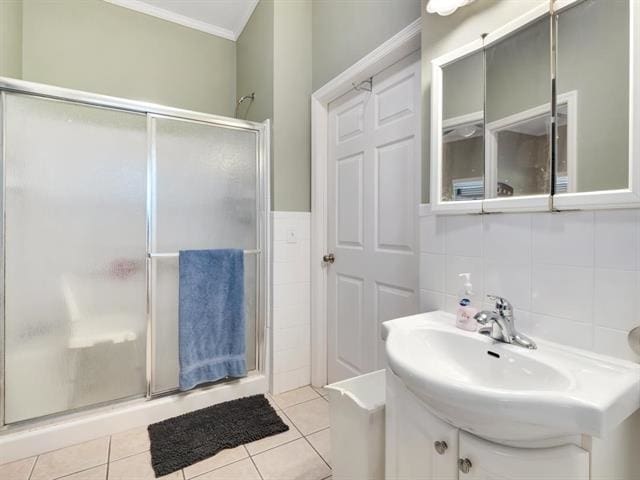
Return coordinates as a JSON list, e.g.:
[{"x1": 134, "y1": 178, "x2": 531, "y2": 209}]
[
  {"x1": 455, "y1": 125, "x2": 477, "y2": 138},
  {"x1": 426, "y1": 0, "x2": 477, "y2": 16}
]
